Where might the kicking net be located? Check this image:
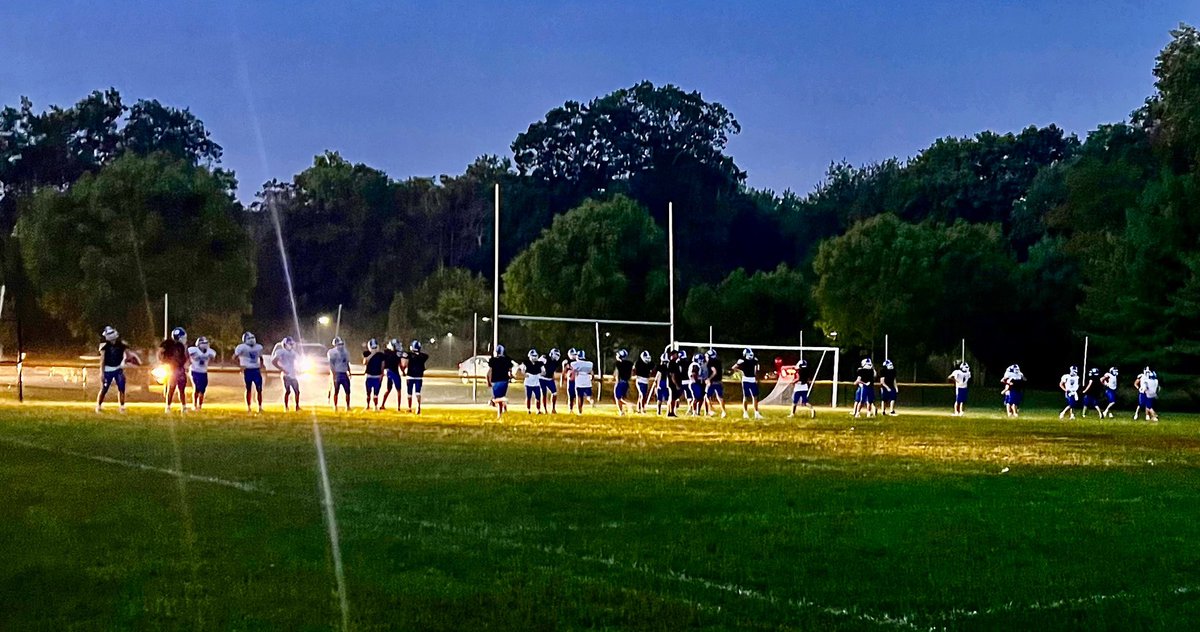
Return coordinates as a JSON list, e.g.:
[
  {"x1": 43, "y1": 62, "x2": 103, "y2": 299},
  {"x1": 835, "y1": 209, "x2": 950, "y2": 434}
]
[{"x1": 672, "y1": 341, "x2": 841, "y2": 408}]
